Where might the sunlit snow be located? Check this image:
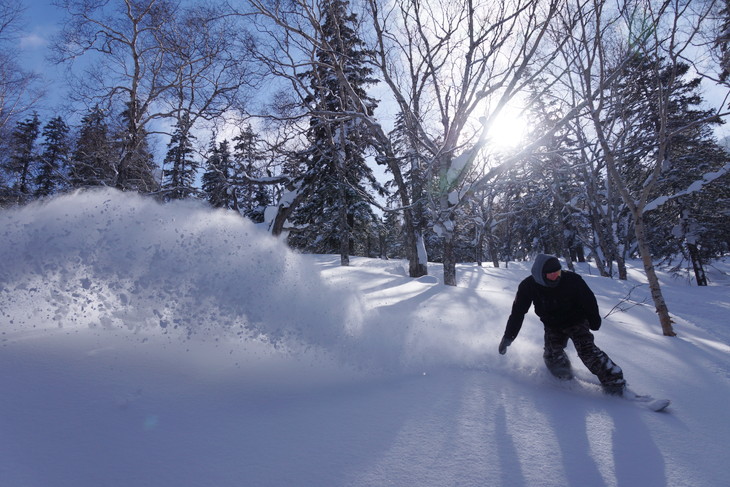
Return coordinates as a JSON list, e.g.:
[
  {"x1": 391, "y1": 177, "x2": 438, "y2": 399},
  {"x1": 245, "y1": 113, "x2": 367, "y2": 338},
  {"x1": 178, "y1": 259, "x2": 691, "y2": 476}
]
[{"x1": 1, "y1": 188, "x2": 728, "y2": 486}]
